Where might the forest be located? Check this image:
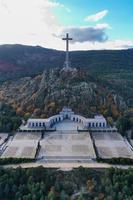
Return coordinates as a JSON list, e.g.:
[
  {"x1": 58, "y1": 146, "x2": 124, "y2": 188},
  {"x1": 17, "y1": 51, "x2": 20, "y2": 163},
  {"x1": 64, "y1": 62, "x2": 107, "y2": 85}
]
[
  {"x1": 0, "y1": 102, "x2": 21, "y2": 132},
  {"x1": 0, "y1": 166, "x2": 132, "y2": 200}
]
